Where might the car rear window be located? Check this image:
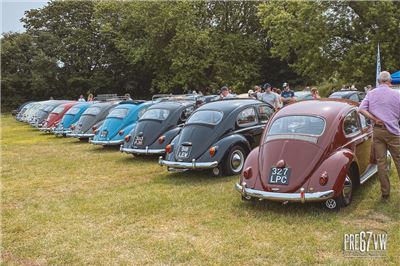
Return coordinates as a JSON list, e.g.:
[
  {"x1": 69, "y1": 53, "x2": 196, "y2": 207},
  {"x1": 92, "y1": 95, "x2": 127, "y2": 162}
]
[
  {"x1": 140, "y1": 108, "x2": 170, "y2": 121},
  {"x1": 268, "y1": 115, "x2": 325, "y2": 136},
  {"x1": 187, "y1": 110, "x2": 223, "y2": 125},
  {"x1": 51, "y1": 106, "x2": 65, "y2": 114},
  {"x1": 108, "y1": 108, "x2": 129, "y2": 119},
  {"x1": 40, "y1": 105, "x2": 55, "y2": 112},
  {"x1": 83, "y1": 106, "x2": 101, "y2": 116},
  {"x1": 66, "y1": 107, "x2": 81, "y2": 115}
]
